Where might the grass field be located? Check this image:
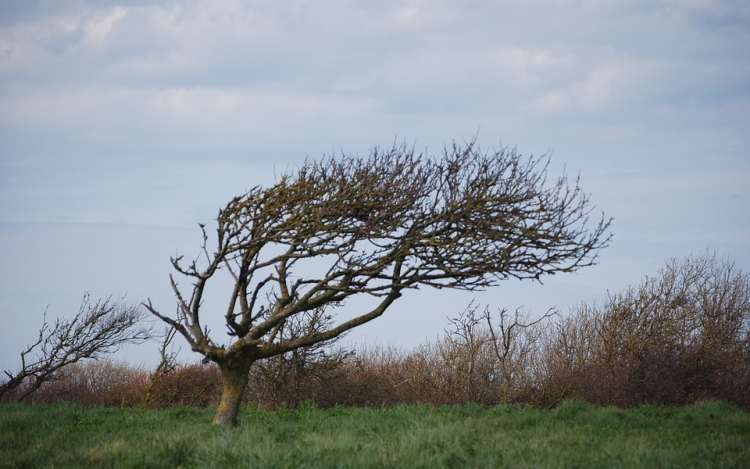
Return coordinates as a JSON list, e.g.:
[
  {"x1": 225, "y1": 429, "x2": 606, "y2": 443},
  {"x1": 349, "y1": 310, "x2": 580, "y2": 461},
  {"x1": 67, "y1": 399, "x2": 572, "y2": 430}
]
[{"x1": 1, "y1": 400, "x2": 748, "y2": 468}]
